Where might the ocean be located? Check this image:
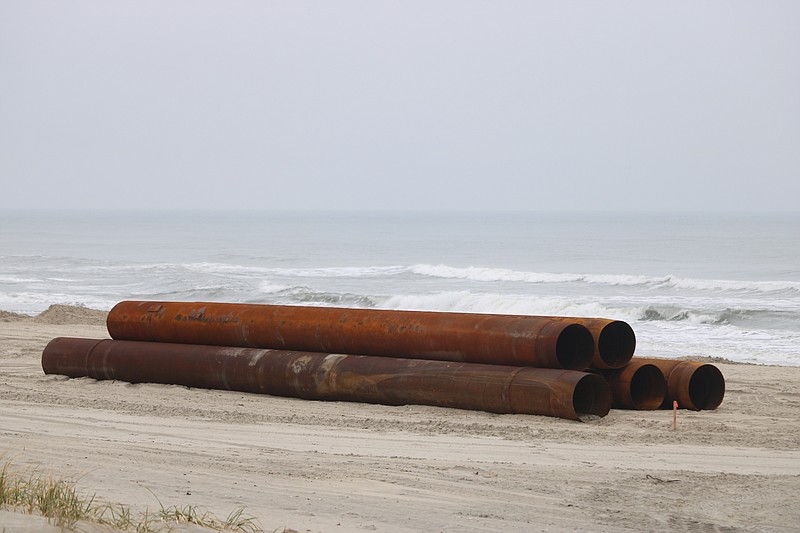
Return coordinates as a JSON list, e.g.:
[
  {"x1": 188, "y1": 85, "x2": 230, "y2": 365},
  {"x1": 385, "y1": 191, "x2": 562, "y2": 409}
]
[{"x1": 1, "y1": 210, "x2": 798, "y2": 366}]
